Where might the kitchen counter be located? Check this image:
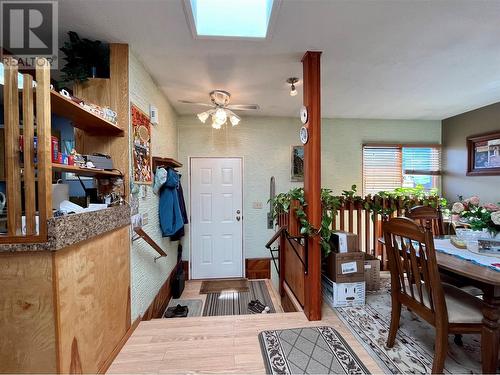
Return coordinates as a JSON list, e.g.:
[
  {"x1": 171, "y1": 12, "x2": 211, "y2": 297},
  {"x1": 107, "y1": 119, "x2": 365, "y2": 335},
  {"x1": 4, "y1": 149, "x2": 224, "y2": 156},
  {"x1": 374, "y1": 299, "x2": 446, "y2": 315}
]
[{"x1": 0, "y1": 204, "x2": 131, "y2": 252}]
